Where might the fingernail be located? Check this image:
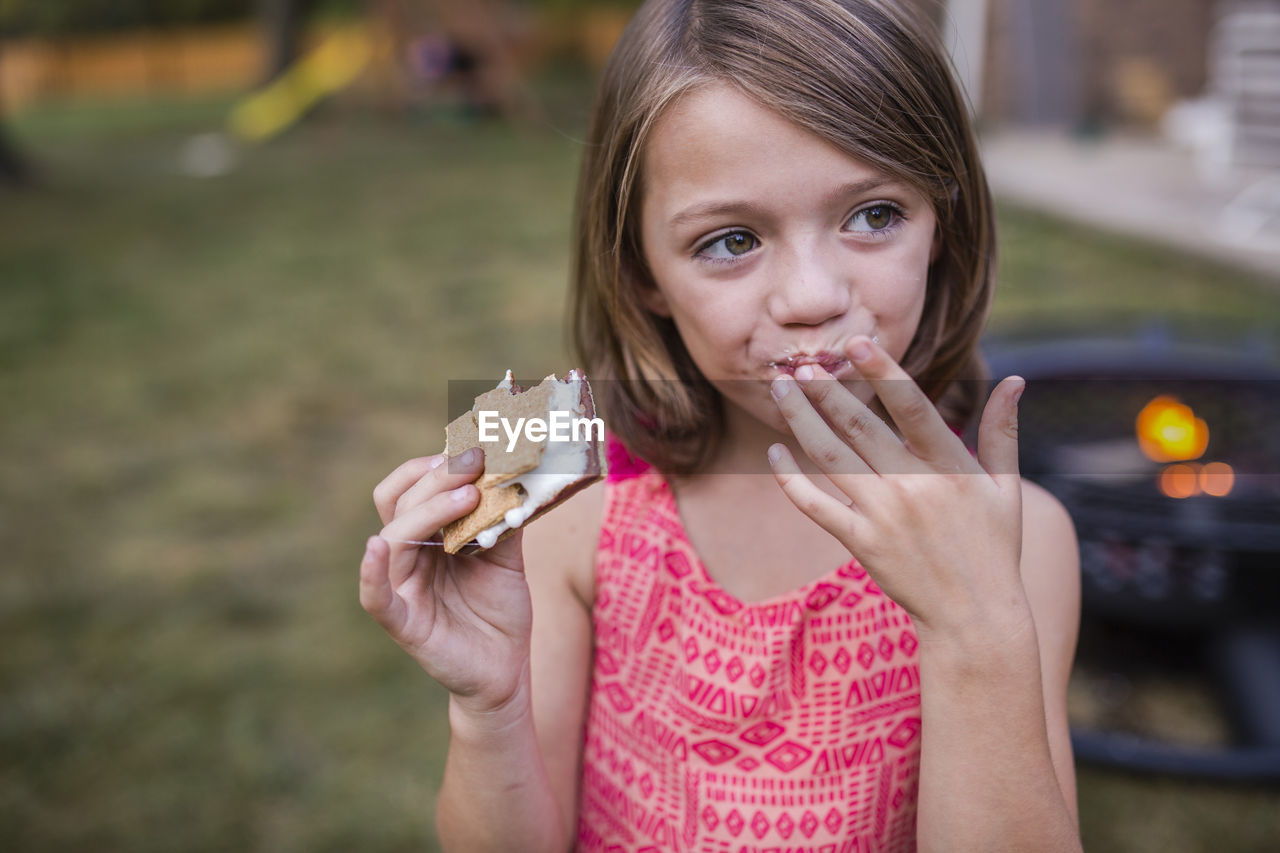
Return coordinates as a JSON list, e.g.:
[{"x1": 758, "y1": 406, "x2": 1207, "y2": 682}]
[
  {"x1": 767, "y1": 444, "x2": 784, "y2": 465},
  {"x1": 452, "y1": 485, "x2": 475, "y2": 502},
  {"x1": 849, "y1": 340, "x2": 872, "y2": 362},
  {"x1": 460, "y1": 448, "x2": 481, "y2": 465},
  {"x1": 771, "y1": 376, "x2": 791, "y2": 400},
  {"x1": 1012, "y1": 377, "x2": 1026, "y2": 405},
  {"x1": 364, "y1": 536, "x2": 380, "y2": 560},
  {"x1": 428, "y1": 455, "x2": 447, "y2": 471},
  {"x1": 795, "y1": 364, "x2": 815, "y2": 384}
]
